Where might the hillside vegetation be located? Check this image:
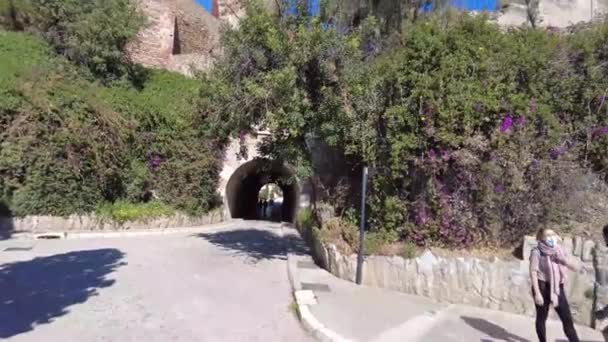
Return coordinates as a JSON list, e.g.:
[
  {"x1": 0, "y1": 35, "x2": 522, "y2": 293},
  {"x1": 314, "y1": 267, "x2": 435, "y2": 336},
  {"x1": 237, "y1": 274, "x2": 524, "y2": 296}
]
[
  {"x1": 0, "y1": 30, "x2": 221, "y2": 217},
  {"x1": 201, "y1": 3, "x2": 608, "y2": 249}
]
